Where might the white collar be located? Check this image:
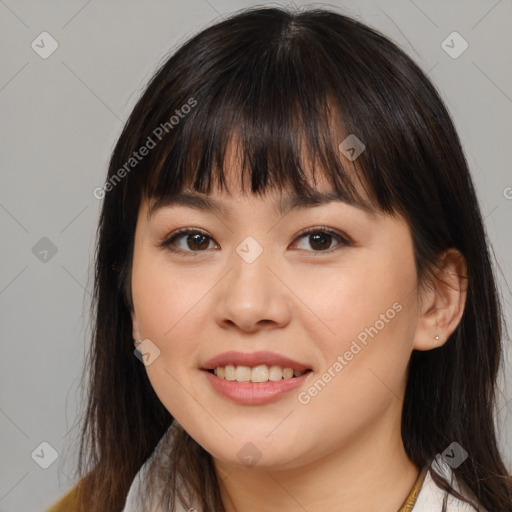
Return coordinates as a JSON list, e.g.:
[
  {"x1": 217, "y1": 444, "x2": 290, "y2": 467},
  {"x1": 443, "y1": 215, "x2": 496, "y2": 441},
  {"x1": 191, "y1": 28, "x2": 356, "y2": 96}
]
[
  {"x1": 412, "y1": 457, "x2": 484, "y2": 511},
  {"x1": 122, "y1": 426, "x2": 484, "y2": 512},
  {"x1": 122, "y1": 423, "x2": 193, "y2": 512}
]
